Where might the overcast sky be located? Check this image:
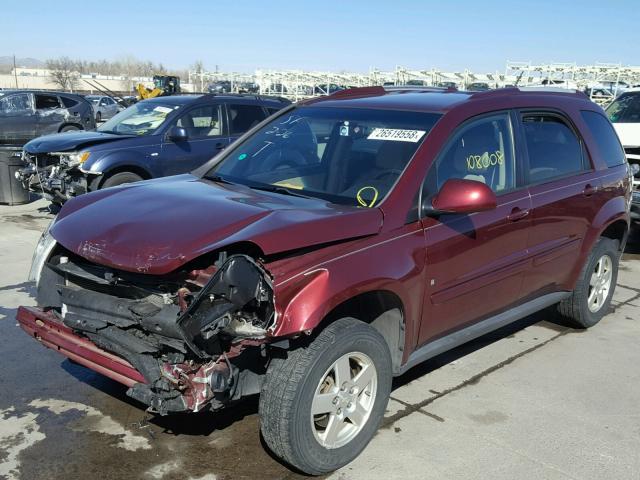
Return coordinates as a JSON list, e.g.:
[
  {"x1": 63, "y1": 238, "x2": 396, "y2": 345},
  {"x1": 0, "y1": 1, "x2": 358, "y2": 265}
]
[{"x1": 3, "y1": 0, "x2": 638, "y2": 73}]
